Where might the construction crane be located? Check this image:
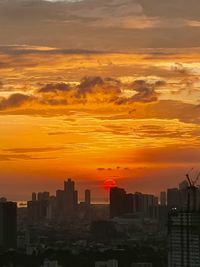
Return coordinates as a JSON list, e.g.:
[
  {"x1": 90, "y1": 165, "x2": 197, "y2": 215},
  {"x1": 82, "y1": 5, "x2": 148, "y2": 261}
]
[
  {"x1": 193, "y1": 171, "x2": 200, "y2": 186},
  {"x1": 185, "y1": 169, "x2": 200, "y2": 212},
  {"x1": 186, "y1": 169, "x2": 200, "y2": 187}
]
